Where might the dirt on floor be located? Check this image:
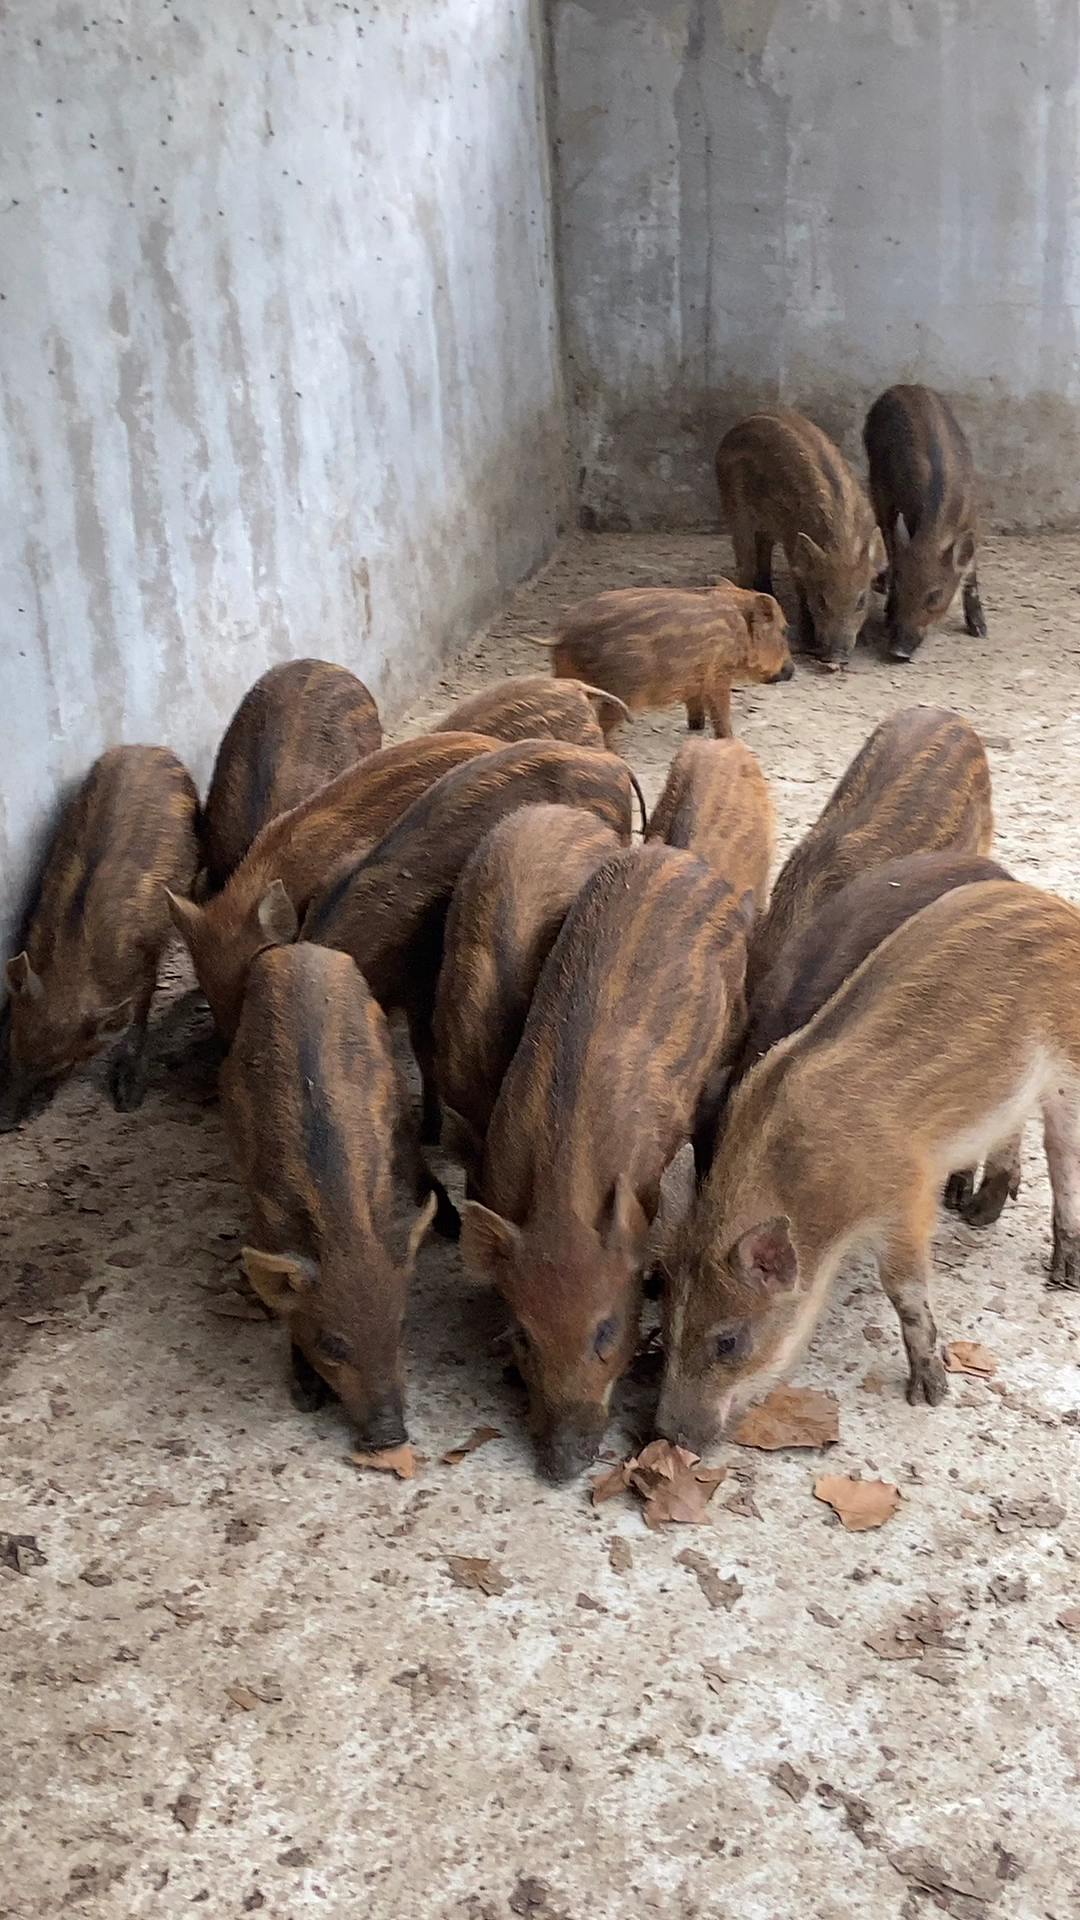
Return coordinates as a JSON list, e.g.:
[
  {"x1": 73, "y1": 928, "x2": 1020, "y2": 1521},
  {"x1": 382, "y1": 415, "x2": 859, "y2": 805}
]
[{"x1": 3, "y1": 530, "x2": 1080, "y2": 1920}]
